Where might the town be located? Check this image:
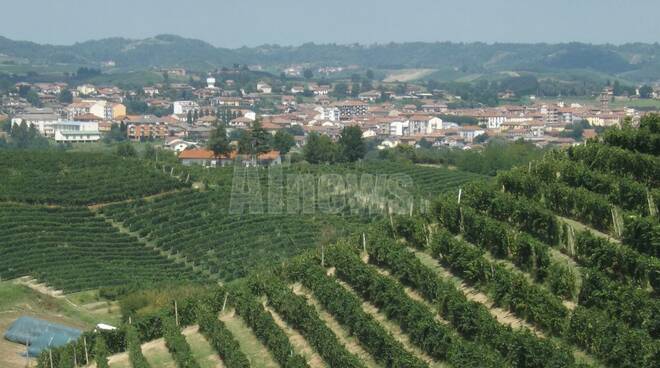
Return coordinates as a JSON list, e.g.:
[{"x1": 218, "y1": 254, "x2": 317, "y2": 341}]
[{"x1": 3, "y1": 65, "x2": 659, "y2": 165}]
